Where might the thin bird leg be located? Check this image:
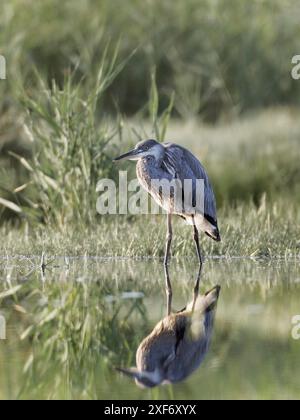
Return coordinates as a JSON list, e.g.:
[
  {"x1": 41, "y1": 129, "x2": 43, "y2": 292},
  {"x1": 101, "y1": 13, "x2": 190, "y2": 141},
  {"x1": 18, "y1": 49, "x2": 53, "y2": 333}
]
[
  {"x1": 164, "y1": 213, "x2": 173, "y2": 266},
  {"x1": 192, "y1": 217, "x2": 203, "y2": 265},
  {"x1": 191, "y1": 217, "x2": 203, "y2": 312},
  {"x1": 164, "y1": 213, "x2": 173, "y2": 315},
  {"x1": 164, "y1": 263, "x2": 173, "y2": 316},
  {"x1": 191, "y1": 263, "x2": 203, "y2": 313}
]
